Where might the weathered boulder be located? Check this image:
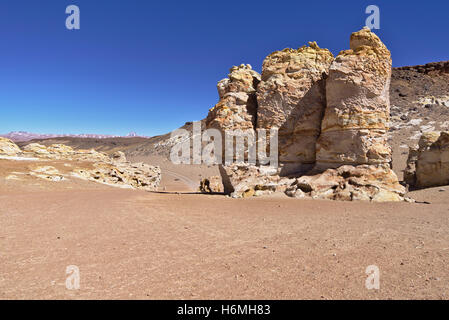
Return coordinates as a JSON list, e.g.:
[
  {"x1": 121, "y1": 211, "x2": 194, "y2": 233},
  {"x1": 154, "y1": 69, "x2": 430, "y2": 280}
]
[
  {"x1": 316, "y1": 27, "x2": 392, "y2": 169},
  {"x1": 257, "y1": 42, "x2": 334, "y2": 174},
  {"x1": 286, "y1": 164, "x2": 406, "y2": 202},
  {"x1": 200, "y1": 28, "x2": 406, "y2": 202},
  {"x1": 30, "y1": 166, "x2": 65, "y2": 182},
  {"x1": 18, "y1": 142, "x2": 162, "y2": 190},
  {"x1": 72, "y1": 162, "x2": 161, "y2": 191},
  {"x1": 206, "y1": 64, "x2": 261, "y2": 132},
  {"x1": 405, "y1": 131, "x2": 449, "y2": 188},
  {"x1": 0, "y1": 137, "x2": 22, "y2": 156}
]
